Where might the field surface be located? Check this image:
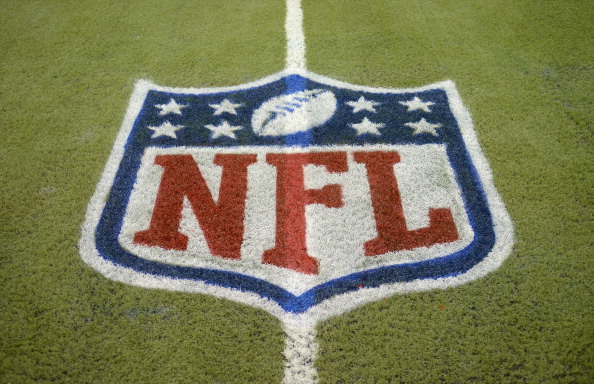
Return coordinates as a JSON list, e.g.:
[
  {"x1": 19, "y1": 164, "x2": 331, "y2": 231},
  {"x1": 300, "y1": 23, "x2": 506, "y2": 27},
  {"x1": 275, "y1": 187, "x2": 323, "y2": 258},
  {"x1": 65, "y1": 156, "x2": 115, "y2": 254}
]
[{"x1": 1, "y1": 0, "x2": 592, "y2": 383}]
